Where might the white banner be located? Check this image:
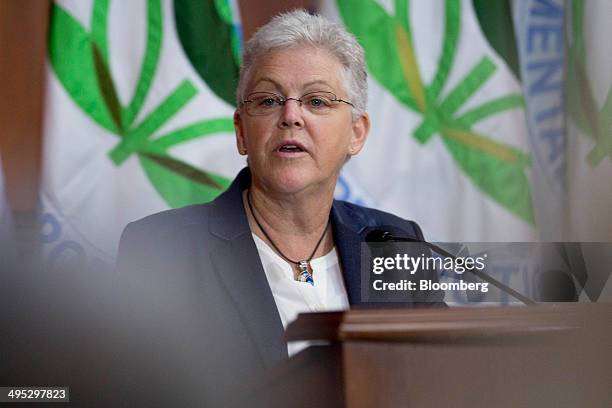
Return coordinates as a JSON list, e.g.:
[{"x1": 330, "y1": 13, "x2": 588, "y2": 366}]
[
  {"x1": 323, "y1": 0, "x2": 536, "y2": 241},
  {"x1": 41, "y1": 0, "x2": 244, "y2": 269}
]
